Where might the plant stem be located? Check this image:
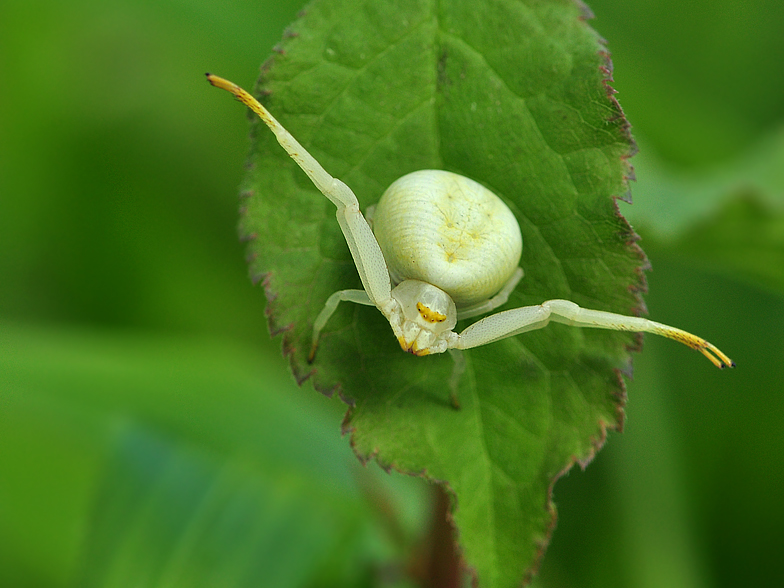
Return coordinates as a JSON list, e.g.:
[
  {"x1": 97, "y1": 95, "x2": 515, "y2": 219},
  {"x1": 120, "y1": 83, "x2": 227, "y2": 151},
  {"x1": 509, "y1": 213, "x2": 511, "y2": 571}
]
[{"x1": 424, "y1": 485, "x2": 462, "y2": 588}]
